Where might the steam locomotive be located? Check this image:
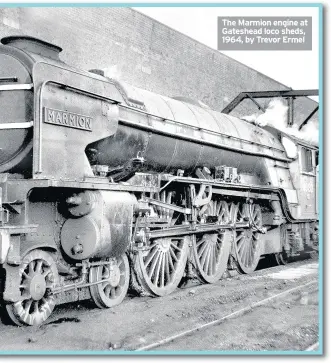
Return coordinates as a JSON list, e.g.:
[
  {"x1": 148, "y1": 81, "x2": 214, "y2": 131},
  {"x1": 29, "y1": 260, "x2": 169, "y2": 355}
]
[{"x1": 0, "y1": 36, "x2": 318, "y2": 326}]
